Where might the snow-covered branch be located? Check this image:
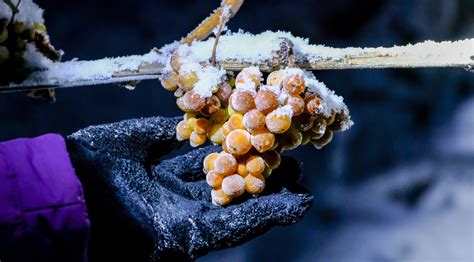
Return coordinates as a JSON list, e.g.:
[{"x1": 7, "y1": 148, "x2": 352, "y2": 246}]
[{"x1": 3, "y1": 31, "x2": 473, "y2": 92}]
